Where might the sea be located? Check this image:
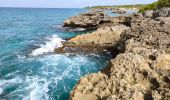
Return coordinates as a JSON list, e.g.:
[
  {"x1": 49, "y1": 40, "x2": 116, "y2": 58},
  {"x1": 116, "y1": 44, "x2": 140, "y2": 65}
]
[{"x1": 0, "y1": 8, "x2": 112, "y2": 100}]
